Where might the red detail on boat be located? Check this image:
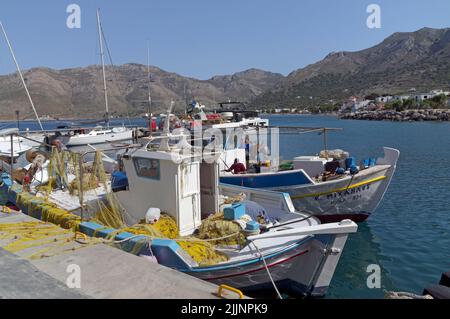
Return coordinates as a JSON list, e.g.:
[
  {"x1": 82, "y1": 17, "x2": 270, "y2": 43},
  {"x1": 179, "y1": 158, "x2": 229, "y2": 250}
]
[
  {"x1": 206, "y1": 114, "x2": 222, "y2": 120},
  {"x1": 205, "y1": 249, "x2": 309, "y2": 281}
]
